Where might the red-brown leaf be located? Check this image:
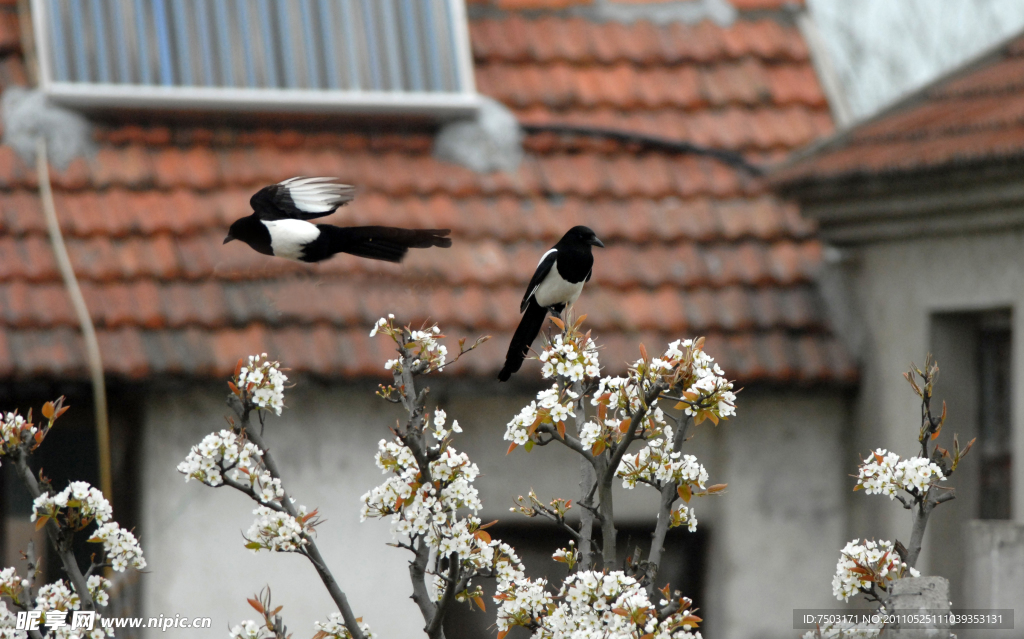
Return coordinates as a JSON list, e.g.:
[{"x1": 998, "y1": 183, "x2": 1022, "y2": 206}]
[{"x1": 678, "y1": 484, "x2": 692, "y2": 503}]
